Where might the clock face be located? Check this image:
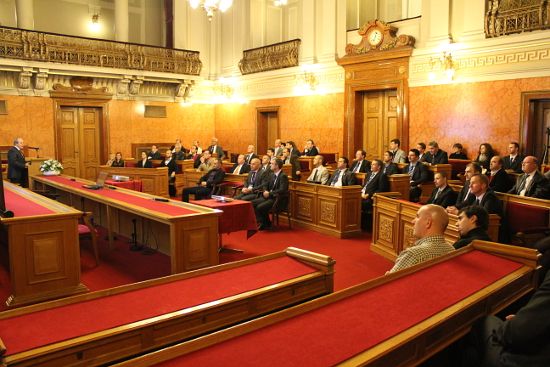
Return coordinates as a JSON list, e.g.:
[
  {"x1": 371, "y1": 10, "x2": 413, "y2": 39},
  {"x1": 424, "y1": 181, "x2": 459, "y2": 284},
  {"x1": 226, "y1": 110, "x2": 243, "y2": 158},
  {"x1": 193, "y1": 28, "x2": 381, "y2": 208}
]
[{"x1": 368, "y1": 29, "x2": 383, "y2": 46}]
